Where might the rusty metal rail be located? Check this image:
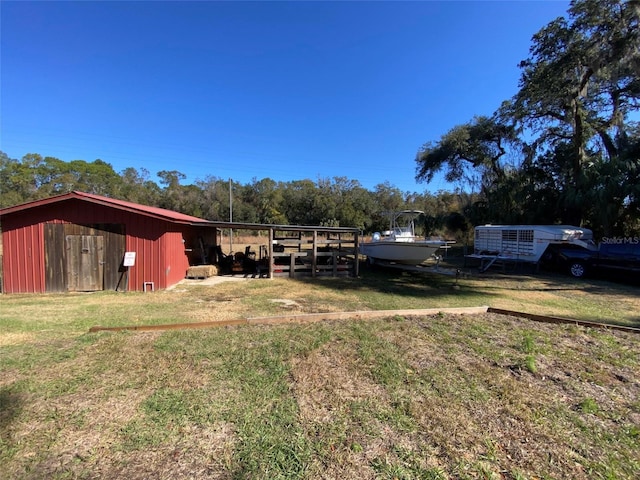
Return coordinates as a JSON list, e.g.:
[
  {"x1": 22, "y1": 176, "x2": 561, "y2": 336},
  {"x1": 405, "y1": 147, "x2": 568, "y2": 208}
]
[
  {"x1": 89, "y1": 319, "x2": 247, "y2": 332},
  {"x1": 486, "y1": 307, "x2": 640, "y2": 334}
]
